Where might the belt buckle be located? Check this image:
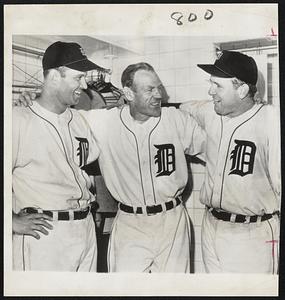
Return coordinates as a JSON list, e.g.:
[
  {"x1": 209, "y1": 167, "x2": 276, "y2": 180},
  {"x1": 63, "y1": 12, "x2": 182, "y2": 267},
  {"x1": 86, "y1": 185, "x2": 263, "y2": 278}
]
[
  {"x1": 244, "y1": 215, "x2": 251, "y2": 224},
  {"x1": 229, "y1": 213, "x2": 237, "y2": 223},
  {"x1": 69, "y1": 210, "x2": 74, "y2": 221},
  {"x1": 53, "y1": 211, "x2": 58, "y2": 221},
  {"x1": 146, "y1": 205, "x2": 156, "y2": 216},
  {"x1": 133, "y1": 206, "x2": 138, "y2": 215}
]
